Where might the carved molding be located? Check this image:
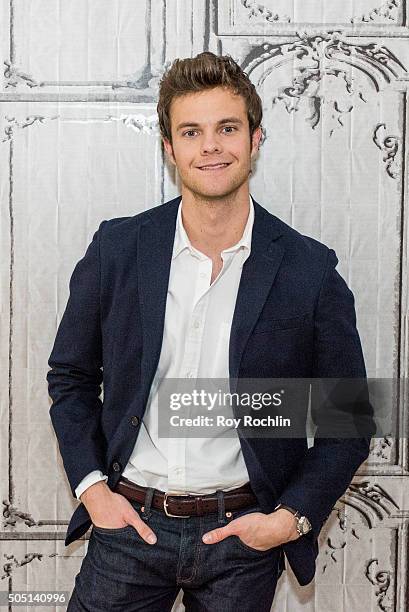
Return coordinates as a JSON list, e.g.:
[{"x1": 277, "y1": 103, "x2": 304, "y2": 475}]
[
  {"x1": 372, "y1": 436, "x2": 394, "y2": 459},
  {"x1": 321, "y1": 517, "x2": 395, "y2": 610},
  {"x1": 219, "y1": 0, "x2": 404, "y2": 29},
  {"x1": 240, "y1": 0, "x2": 291, "y2": 23},
  {"x1": 109, "y1": 113, "x2": 159, "y2": 133},
  {"x1": 2, "y1": 500, "x2": 36, "y2": 528},
  {"x1": 320, "y1": 506, "x2": 360, "y2": 573},
  {"x1": 321, "y1": 535, "x2": 349, "y2": 573},
  {"x1": 3, "y1": 0, "x2": 168, "y2": 94},
  {"x1": 2, "y1": 499, "x2": 72, "y2": 531},
  {"x1": 236, "y1": 0, "x2": 403, "y2": 26},
  {"x1": 317, "y1": 479, "x2": 403, "y2": 574},
  {"x1": 3, "y1": 58, "x2": 168, "y2": 93},
  {"x1": 366, "y1": 558, "x2": 394, "y2": 612},
  {"x1": 373, "y1": 123, "x2": 401, "y2": 179},
  {"x1": 1, "y1": 115, "x2": 55, "y2": 142},
  {"x1": 112, "y1": 62, "x2": 171, "y2": 94},
  {"x1": 342, "y1": 481, "x2": 400, "y2": 526},
  {"x1": 351, "y1": 0, "x2": 401, "y2": 24},
  {"x1": 2, "y1": 553, "x2": 47, "y2": 579},
  {"x1": 1, "y1": 113, "x2": 159, "y2": 143},
  {"x1": 241, "y1": 31, "x2": 406, "y2": 137},
  {"x1": 3, "y1": 60, "x2": 39, "y2": 89}
]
